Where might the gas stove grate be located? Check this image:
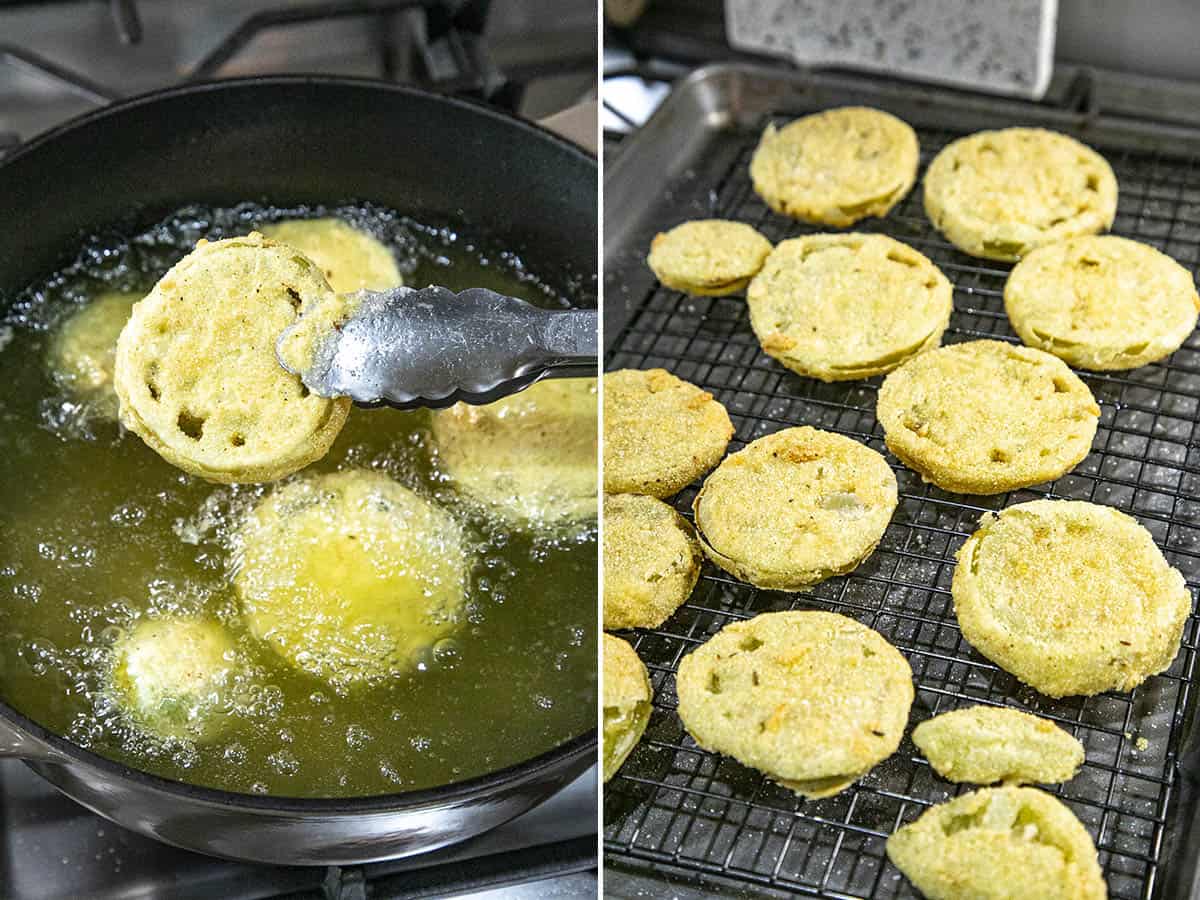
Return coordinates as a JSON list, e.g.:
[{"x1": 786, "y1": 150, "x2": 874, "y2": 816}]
[
  {"x1": 0, "y1": 1, "x2": 469, "y2": 110},
  {"x1": 604, "y1": 111, "x2": 1200, "y2": 899},
  {"x1": 0, "y1": 0, "x2": 596, "y2": 151},
  {"x1": 184, "y1": 0, "x2": 478, "y2": 90}
]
